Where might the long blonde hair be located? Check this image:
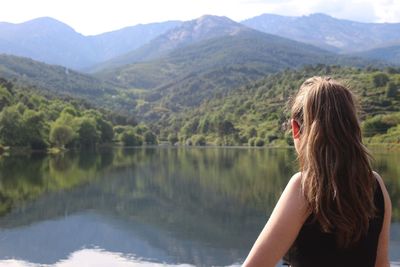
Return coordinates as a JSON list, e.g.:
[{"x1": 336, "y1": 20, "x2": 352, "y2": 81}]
[{"x1": 291, "y1": 76, "x2": 376, "y2": 247}]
